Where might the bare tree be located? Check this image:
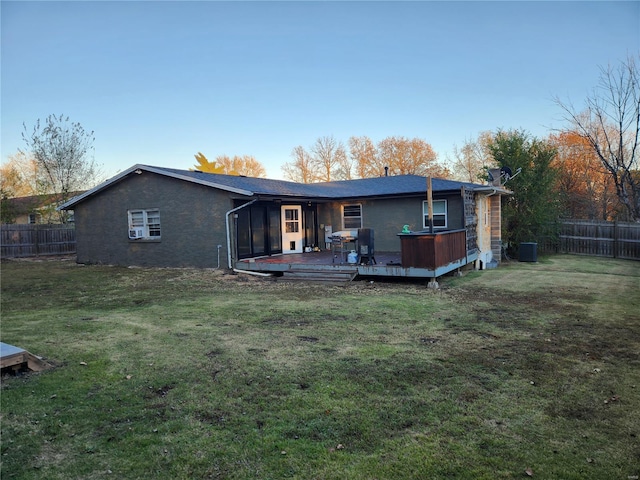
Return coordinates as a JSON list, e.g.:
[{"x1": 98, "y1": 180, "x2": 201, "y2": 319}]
[
  {"x1": 282, "y1": 137, "x2": 349, "y2": 182},
  {"x1": 378, "y1": 136, "x2": 447, "y2": 177},
  {"x1": 192, "y1": 152, "x2": 266, "y2": 177},
  {"x1": 555, "y1": 55, "x2": 640, "y2": 222},
  {"x1": 334, "y1": 153, "x2": 356, "y2": 181},
  {"x1": 21, "y1": 114, "x2": 101, "y2": 222},
  {"x1": 282, "y1": 146, "x2": 317, "y2": 183},
  {"x1": 449, "y1": 131, "x2": 495, "y2": 182},
  {"x1": 215, "y1": 155, "x2": 266, "y2": 177},
  {"x1": 285, "y1": 134, "x2": 449, "y2": 181},
  {"x1": 348, "y1": 136, "x2": 378, "y2": 178},
  {"x1": 310, "y1": 136, "x2": 348, "y2": 182}
]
